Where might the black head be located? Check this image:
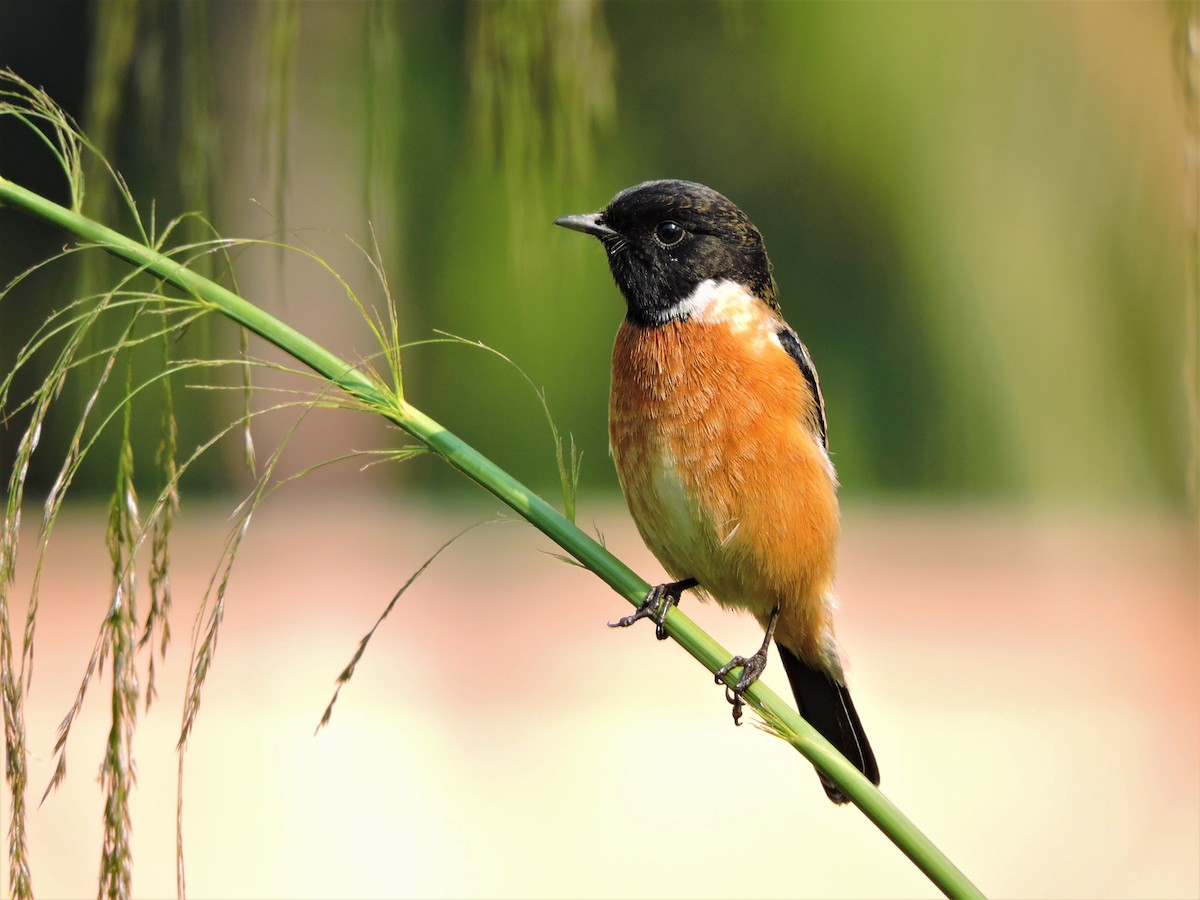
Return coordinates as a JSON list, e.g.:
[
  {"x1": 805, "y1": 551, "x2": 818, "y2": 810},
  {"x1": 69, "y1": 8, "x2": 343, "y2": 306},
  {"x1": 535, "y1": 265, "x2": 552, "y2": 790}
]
[{"x1": 555, "y1": 180, "x2": 778, "y2": 327}]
